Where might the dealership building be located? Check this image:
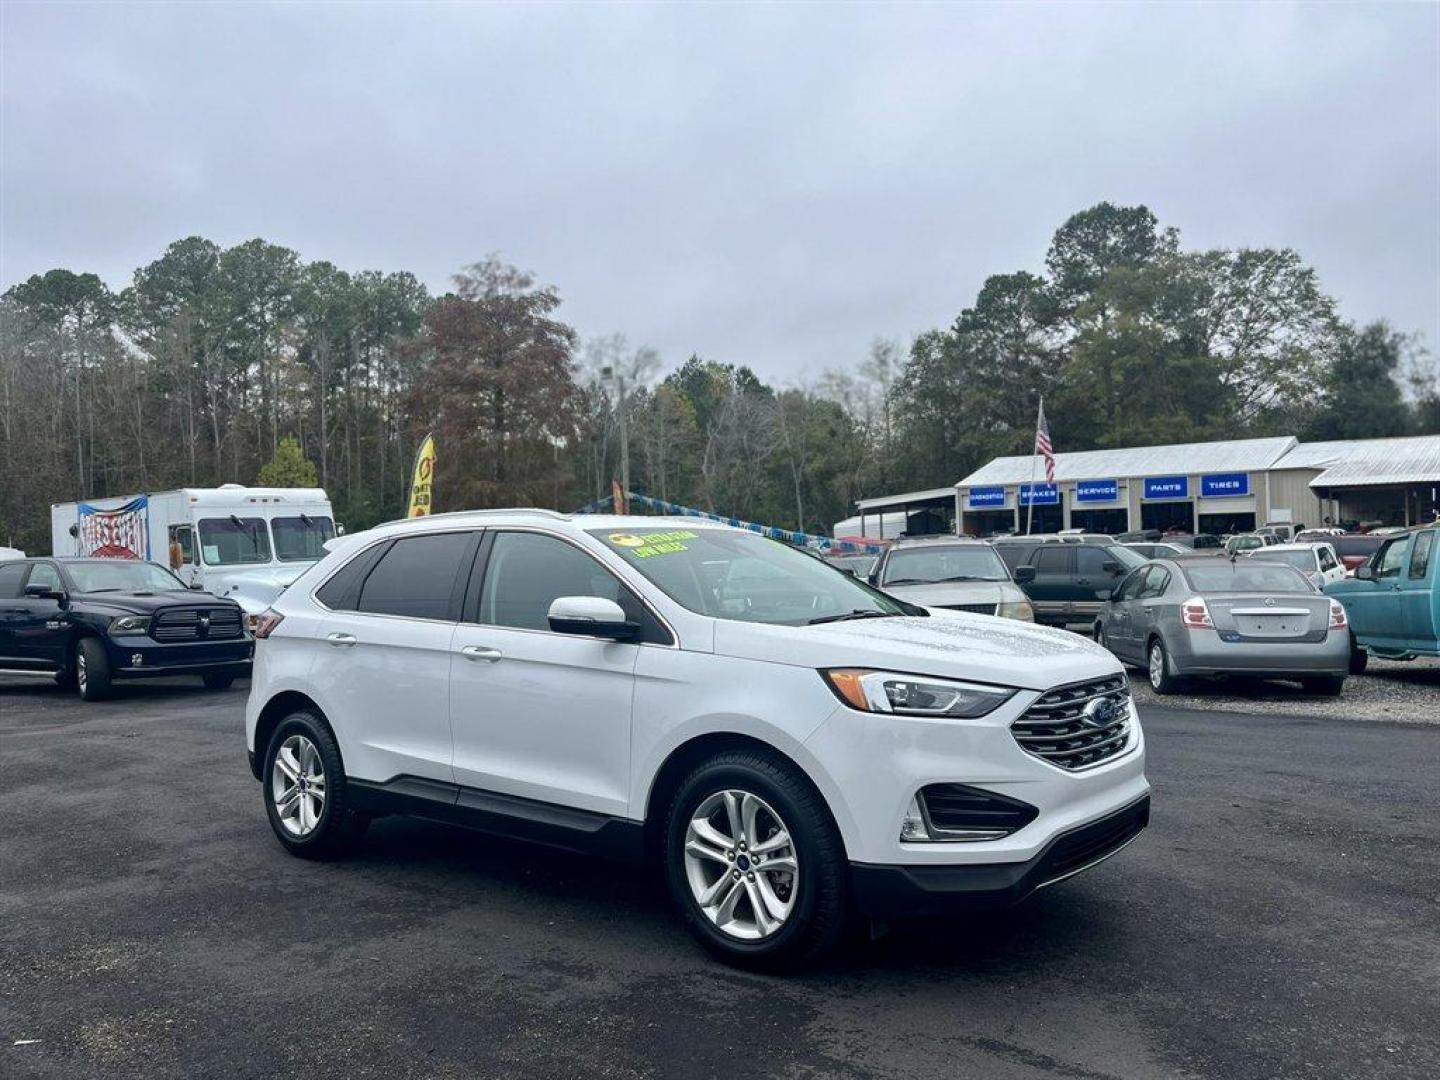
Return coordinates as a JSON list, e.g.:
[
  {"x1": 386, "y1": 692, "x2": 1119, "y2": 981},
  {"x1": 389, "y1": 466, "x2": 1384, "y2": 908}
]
[{"x1": 849, "y1": 434, "x2": 1440, "y2": 539}]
